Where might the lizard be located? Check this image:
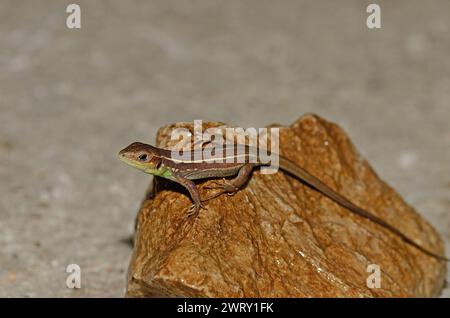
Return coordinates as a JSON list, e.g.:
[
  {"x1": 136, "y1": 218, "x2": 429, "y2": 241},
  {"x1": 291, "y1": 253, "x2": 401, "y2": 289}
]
[{"x1": 118, "y1": 141, "x2": 448, "y2": 261}]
